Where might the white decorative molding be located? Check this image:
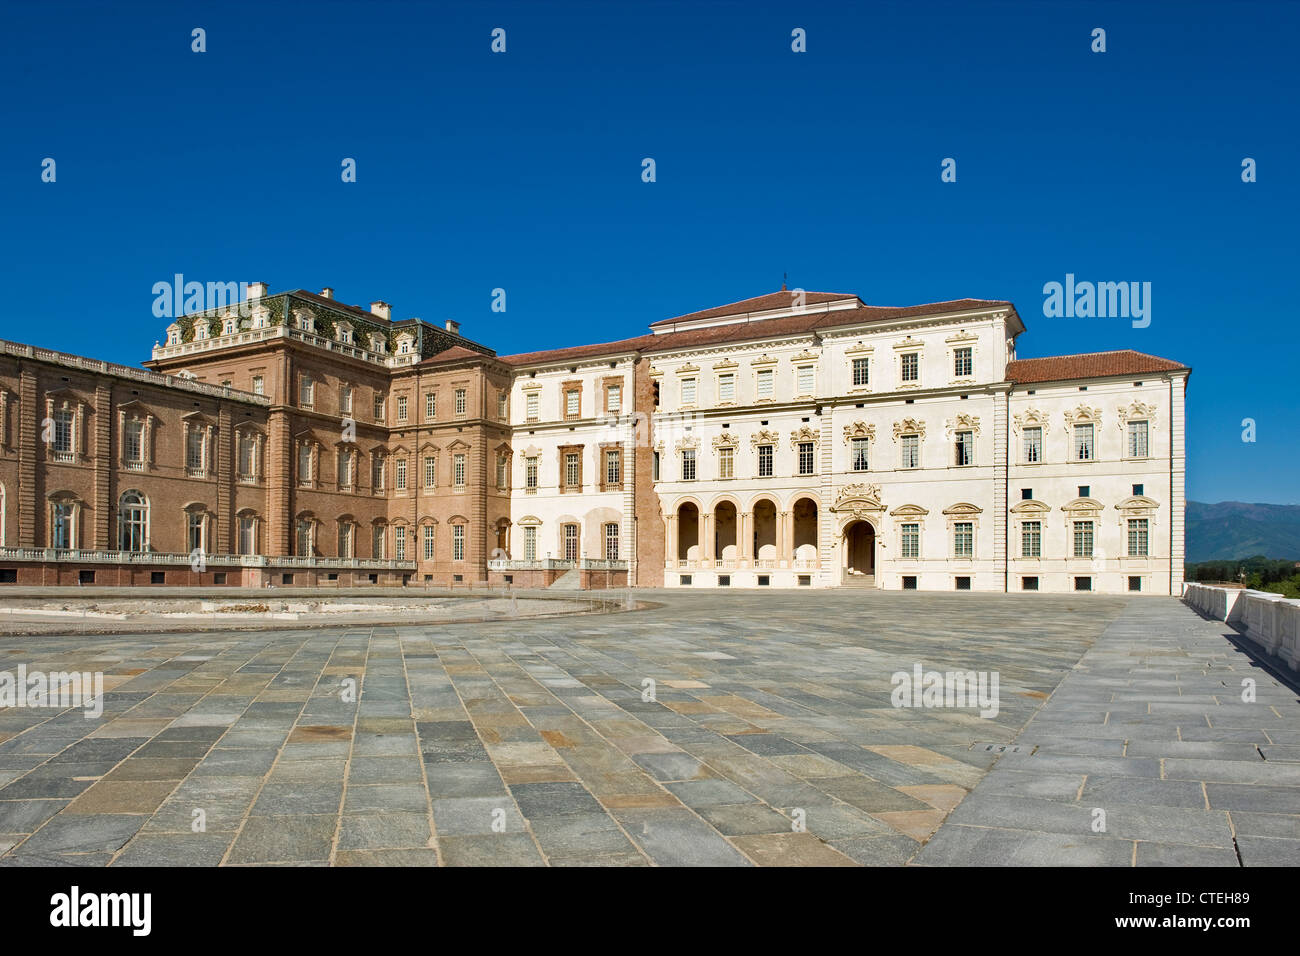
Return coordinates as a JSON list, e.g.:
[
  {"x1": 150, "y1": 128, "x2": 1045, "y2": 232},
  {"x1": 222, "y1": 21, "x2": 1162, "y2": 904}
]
[
  {"x1": 1012, "y1": 408, "x2": 1050, "y2": 433},
  {"x1": 944, "y1": 413, "x2": 981, "y2": 437},
  {"x1": 712, "y1": 432, "x2": 739, "y2": 449},
  {"x1": 843, "y1": 421, "x2": 876, "y2": 443},
  {"x1": 789, "y1": 424, "x2": 819, "y2": 448},
  {"x1": 891, "y1": 418, "x2": 927, "y2": 441},
  {"x1": 1064, "y1": 405, "x2": 1102, "y2": 426},
  {"x1": 750, "y1": 428, "x2": 780, "y2": 446}
]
